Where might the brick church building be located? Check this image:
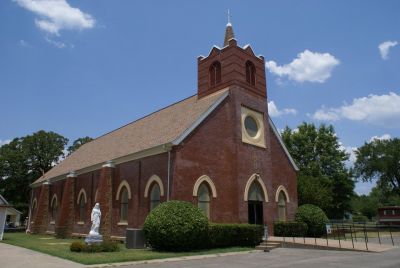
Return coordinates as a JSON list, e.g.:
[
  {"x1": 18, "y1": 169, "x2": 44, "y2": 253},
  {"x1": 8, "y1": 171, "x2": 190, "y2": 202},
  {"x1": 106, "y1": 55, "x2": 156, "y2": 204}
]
[{"x1": 28, "y1": 22, "x2": 298, "y2": 239}]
